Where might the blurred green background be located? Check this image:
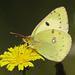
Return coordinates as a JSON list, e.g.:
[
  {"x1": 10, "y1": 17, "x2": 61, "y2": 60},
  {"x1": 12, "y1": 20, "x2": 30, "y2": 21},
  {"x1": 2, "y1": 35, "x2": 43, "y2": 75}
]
[{"x1": 0, "y1": 0, "x2": 75, "y2": 75}]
